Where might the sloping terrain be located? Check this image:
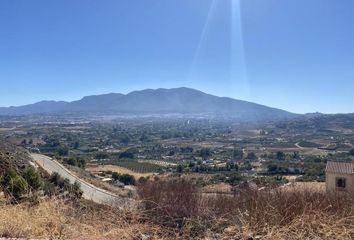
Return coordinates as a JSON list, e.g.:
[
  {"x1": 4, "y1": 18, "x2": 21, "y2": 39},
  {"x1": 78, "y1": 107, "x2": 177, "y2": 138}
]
[{"x1": 0, "y1": 140, "x2": 32, "y2": 174}]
